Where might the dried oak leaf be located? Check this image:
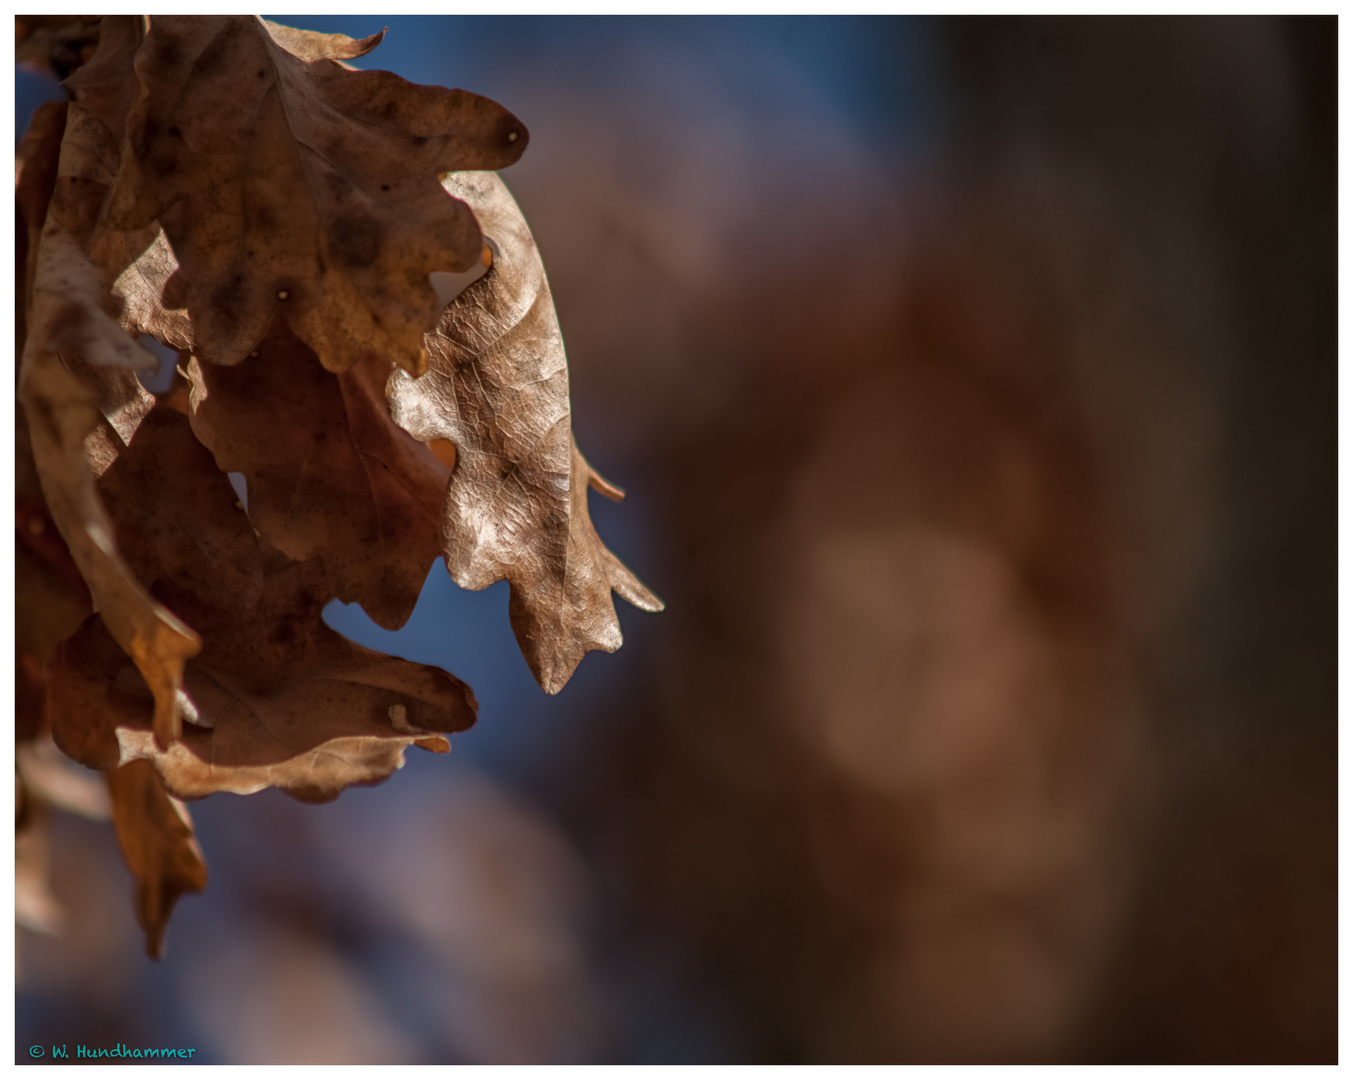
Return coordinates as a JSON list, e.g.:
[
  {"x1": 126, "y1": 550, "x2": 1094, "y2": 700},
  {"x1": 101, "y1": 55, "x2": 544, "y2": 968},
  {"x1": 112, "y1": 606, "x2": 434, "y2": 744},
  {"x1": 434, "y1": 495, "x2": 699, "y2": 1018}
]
[
  {"x1": 15, "y1": 528, "x2": 89, "y2": 743},
  {"x1": 46, "y1": 390, "x2": 474, "y2": 800},
  {"x1": 388, "y1": 172, "x2": 664, "y2": 694},
  {"x1": 16, "y1": 334, "x2": 93, "y2": 743},
  {"x1": 98, "y1": 404, "x2": 264, "y2": 613},
  {"x1": 105, "y1": 758, "x2": 207, "y2": 959},
  {"x1": 50, "y1": 551, "x2": 476, "y2": 803},
  {"x1": 51, "y1": 15, "x2": 140, "y2": 241},
  {"x1": 17, "y1": 98, "x2": 68, "y2": 342},
  {"x1": 19, "y1": 220, "x2": 200, "y2": 751},
  {"x1": 52, "y1": 15, "x2": 194, "y2": 350},
  {"x1": 102, "y1": 15, "x2": 528, "y2": 375},
  {"x1": 186, "y1": 320, "x2": 446, "y2": 630},
  {"x1": 258, "y1": 18, "x2": 385, "y2": 63}
]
